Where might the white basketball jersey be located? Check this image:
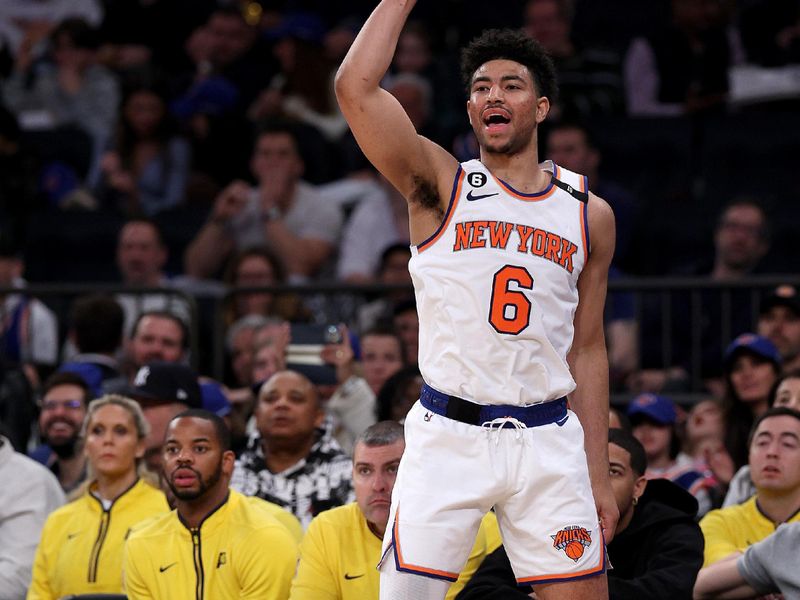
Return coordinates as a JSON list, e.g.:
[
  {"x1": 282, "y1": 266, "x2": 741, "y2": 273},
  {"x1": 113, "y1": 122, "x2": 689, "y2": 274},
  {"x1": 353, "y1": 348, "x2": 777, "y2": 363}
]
[{"x1": 409, "y1": 159, "x2": 590, "y2": 406}]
